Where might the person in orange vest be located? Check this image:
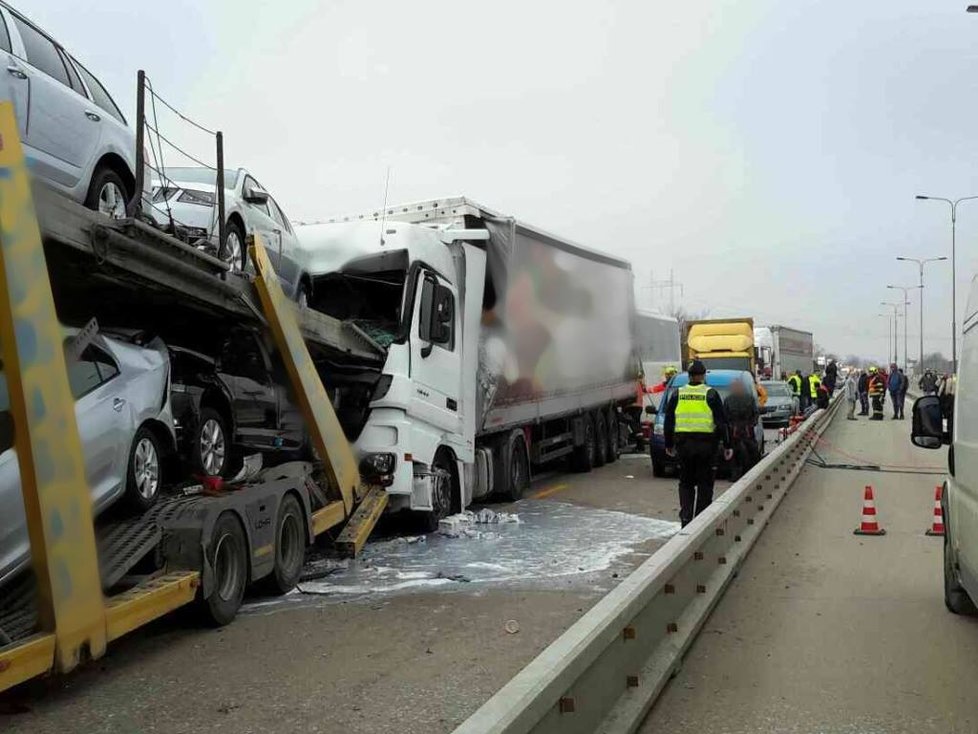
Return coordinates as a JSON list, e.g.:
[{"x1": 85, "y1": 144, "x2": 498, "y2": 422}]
[{"x1": 867, "y1": 366, "x2": 886, "y2": 421}]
